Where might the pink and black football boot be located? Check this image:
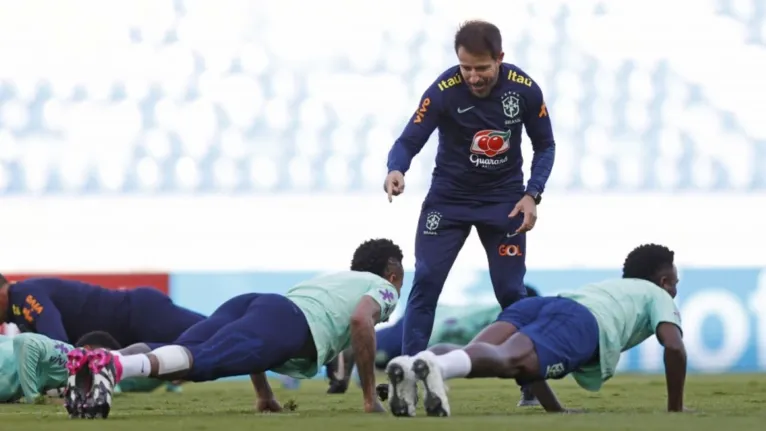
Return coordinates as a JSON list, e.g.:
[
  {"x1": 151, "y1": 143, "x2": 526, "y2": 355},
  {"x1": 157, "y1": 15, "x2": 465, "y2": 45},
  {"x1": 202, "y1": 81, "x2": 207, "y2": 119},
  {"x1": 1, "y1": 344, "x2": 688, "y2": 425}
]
[
  {"x1": 64, "y1": 348, "x2": 92, "y2": 419},
  {"x1": 83, "y1": 348, "x2": 122, "y2": 419}
]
